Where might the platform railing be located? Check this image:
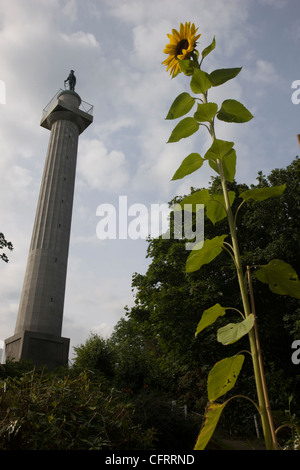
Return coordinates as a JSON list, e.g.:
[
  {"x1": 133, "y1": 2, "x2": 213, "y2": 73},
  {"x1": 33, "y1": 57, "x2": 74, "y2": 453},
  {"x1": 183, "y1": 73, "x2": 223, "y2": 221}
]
[{"x1": 42, "y1": 88, "x2": 94, "y2": 117}]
